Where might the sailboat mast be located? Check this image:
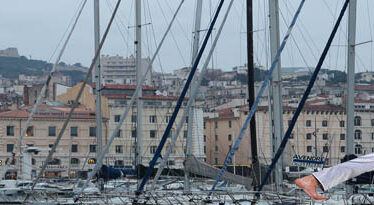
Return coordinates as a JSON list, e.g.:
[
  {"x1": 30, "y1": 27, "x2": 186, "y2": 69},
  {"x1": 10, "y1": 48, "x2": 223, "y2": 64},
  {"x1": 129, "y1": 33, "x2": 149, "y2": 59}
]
[
  {"x1": 135, "y1": 0, "x2": 143, "y2": 175},
  {"x1": 94, "y1": 0, "x2": 103, "y2": 157},
  {"x1": 184, "y1": 0, "x2": 202, "y2": 193},
  {"x1": 346, "y1": 0, "x2": 357, "y2": 196},
  {"x1": 246, "y1": 0, "x2": 259, "y2": 188},
  {"x1": 269, "y1": 0, "x2": 284, "y2": 191}
]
